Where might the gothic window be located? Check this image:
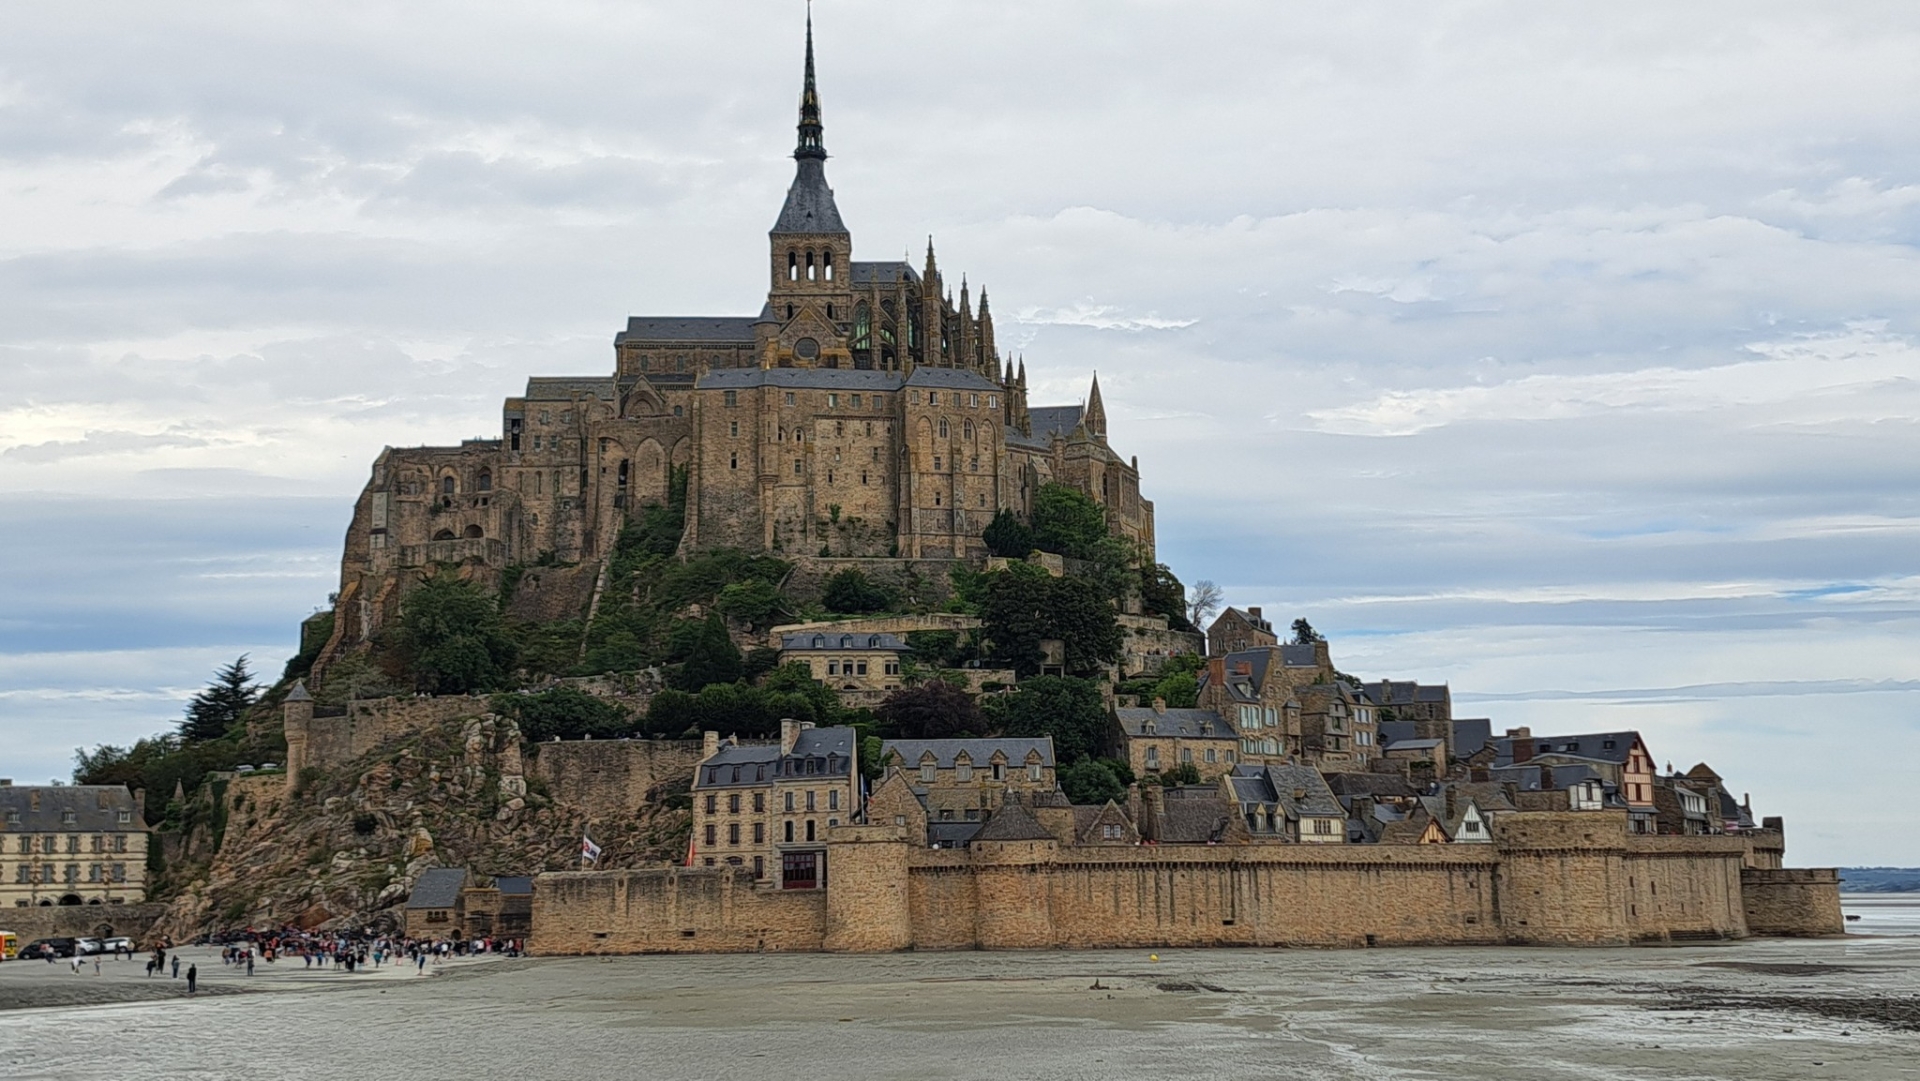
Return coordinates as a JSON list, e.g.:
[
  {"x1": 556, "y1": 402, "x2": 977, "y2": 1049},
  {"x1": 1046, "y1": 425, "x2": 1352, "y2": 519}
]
[
  {"x1": 806, "y1": 250, "x2": 816, "y2": 280},
  {"x1": 789, "y1": 251, "x2": 798, "y2": 281},
  {"x1": 938, "y1": 418, "x2": 949, "y2": 438},
  {"x1": 963, "y1": 420, "x2": 973, "y2": 440},
  {"x1": 853, "y1": 303, "x2": 871, "y2": 350},
  {"x1": 823, "y1": 250, "x2": 834, "y2": 281}
]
